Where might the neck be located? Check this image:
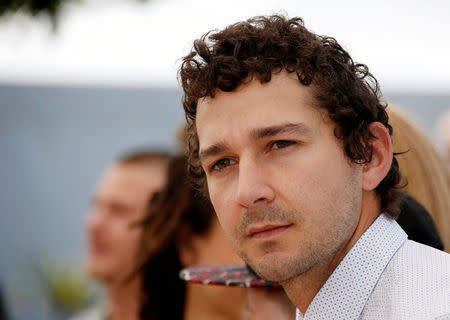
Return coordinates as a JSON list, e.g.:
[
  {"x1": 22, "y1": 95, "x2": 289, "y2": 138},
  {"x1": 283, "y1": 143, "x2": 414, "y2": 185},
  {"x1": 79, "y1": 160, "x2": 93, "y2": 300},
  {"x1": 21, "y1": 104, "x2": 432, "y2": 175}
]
[
  {"x1": 106, "y1": 275, "x2": 142, "y2": 320},
  {"x1": 183, "y1": 283, "x2": 247, "y2": 320},
  {"x1": 283, "y1": 191, "x2": 380, "y2": 314}
]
